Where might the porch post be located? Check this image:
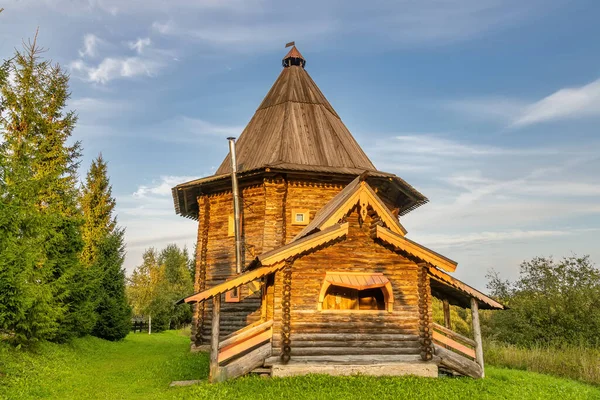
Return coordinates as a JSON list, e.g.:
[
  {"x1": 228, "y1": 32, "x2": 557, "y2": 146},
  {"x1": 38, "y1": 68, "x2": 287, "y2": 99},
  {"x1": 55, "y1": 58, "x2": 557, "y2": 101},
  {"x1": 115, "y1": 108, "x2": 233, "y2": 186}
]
[
  {"x1": 209, "y1": 295, "x2": 221, "y2": 383},
  {"x1": 470, "y1": 297, "x2": 485, "y2": 377},
  {"x1": 442, "y1": 298, "x2": 451, "y2": 329}
]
